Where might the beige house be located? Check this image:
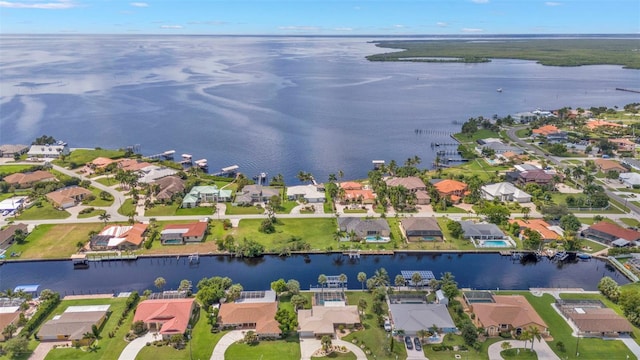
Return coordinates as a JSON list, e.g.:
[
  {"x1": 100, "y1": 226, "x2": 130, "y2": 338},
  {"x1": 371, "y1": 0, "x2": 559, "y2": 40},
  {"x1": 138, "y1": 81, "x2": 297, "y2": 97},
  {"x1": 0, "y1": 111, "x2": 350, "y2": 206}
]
[
  {"x1": 298, "y1": 305, "x2": 360, "y2": 338},
  {"x1": 471, "y1": 295, "x2": 547, "y2": 337},
  {"x1": 218, "y1": 302, "x2": 281, "y2": 338},
  {"x1": 46, "y1": 186, "x2": 92, "y2": 209},
  {"x1": 3, "y1": 170, "x2": 55, "y2": 188},
  {"x1": 37, "y1": 305, "x2": 110, "y2": 346}
]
